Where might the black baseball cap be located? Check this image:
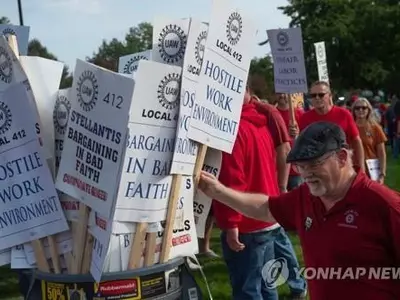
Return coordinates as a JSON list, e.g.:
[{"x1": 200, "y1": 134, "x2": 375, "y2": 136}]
[{"x1": 286, "y1": 121, "x2": 348, "y2": 163}]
